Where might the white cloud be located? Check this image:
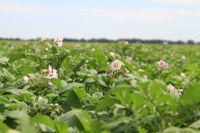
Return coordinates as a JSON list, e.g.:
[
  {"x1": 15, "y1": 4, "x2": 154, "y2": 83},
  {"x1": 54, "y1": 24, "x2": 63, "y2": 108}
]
[{"x1": 152, "y1": 0, "x2": 200, "y2": 6}]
